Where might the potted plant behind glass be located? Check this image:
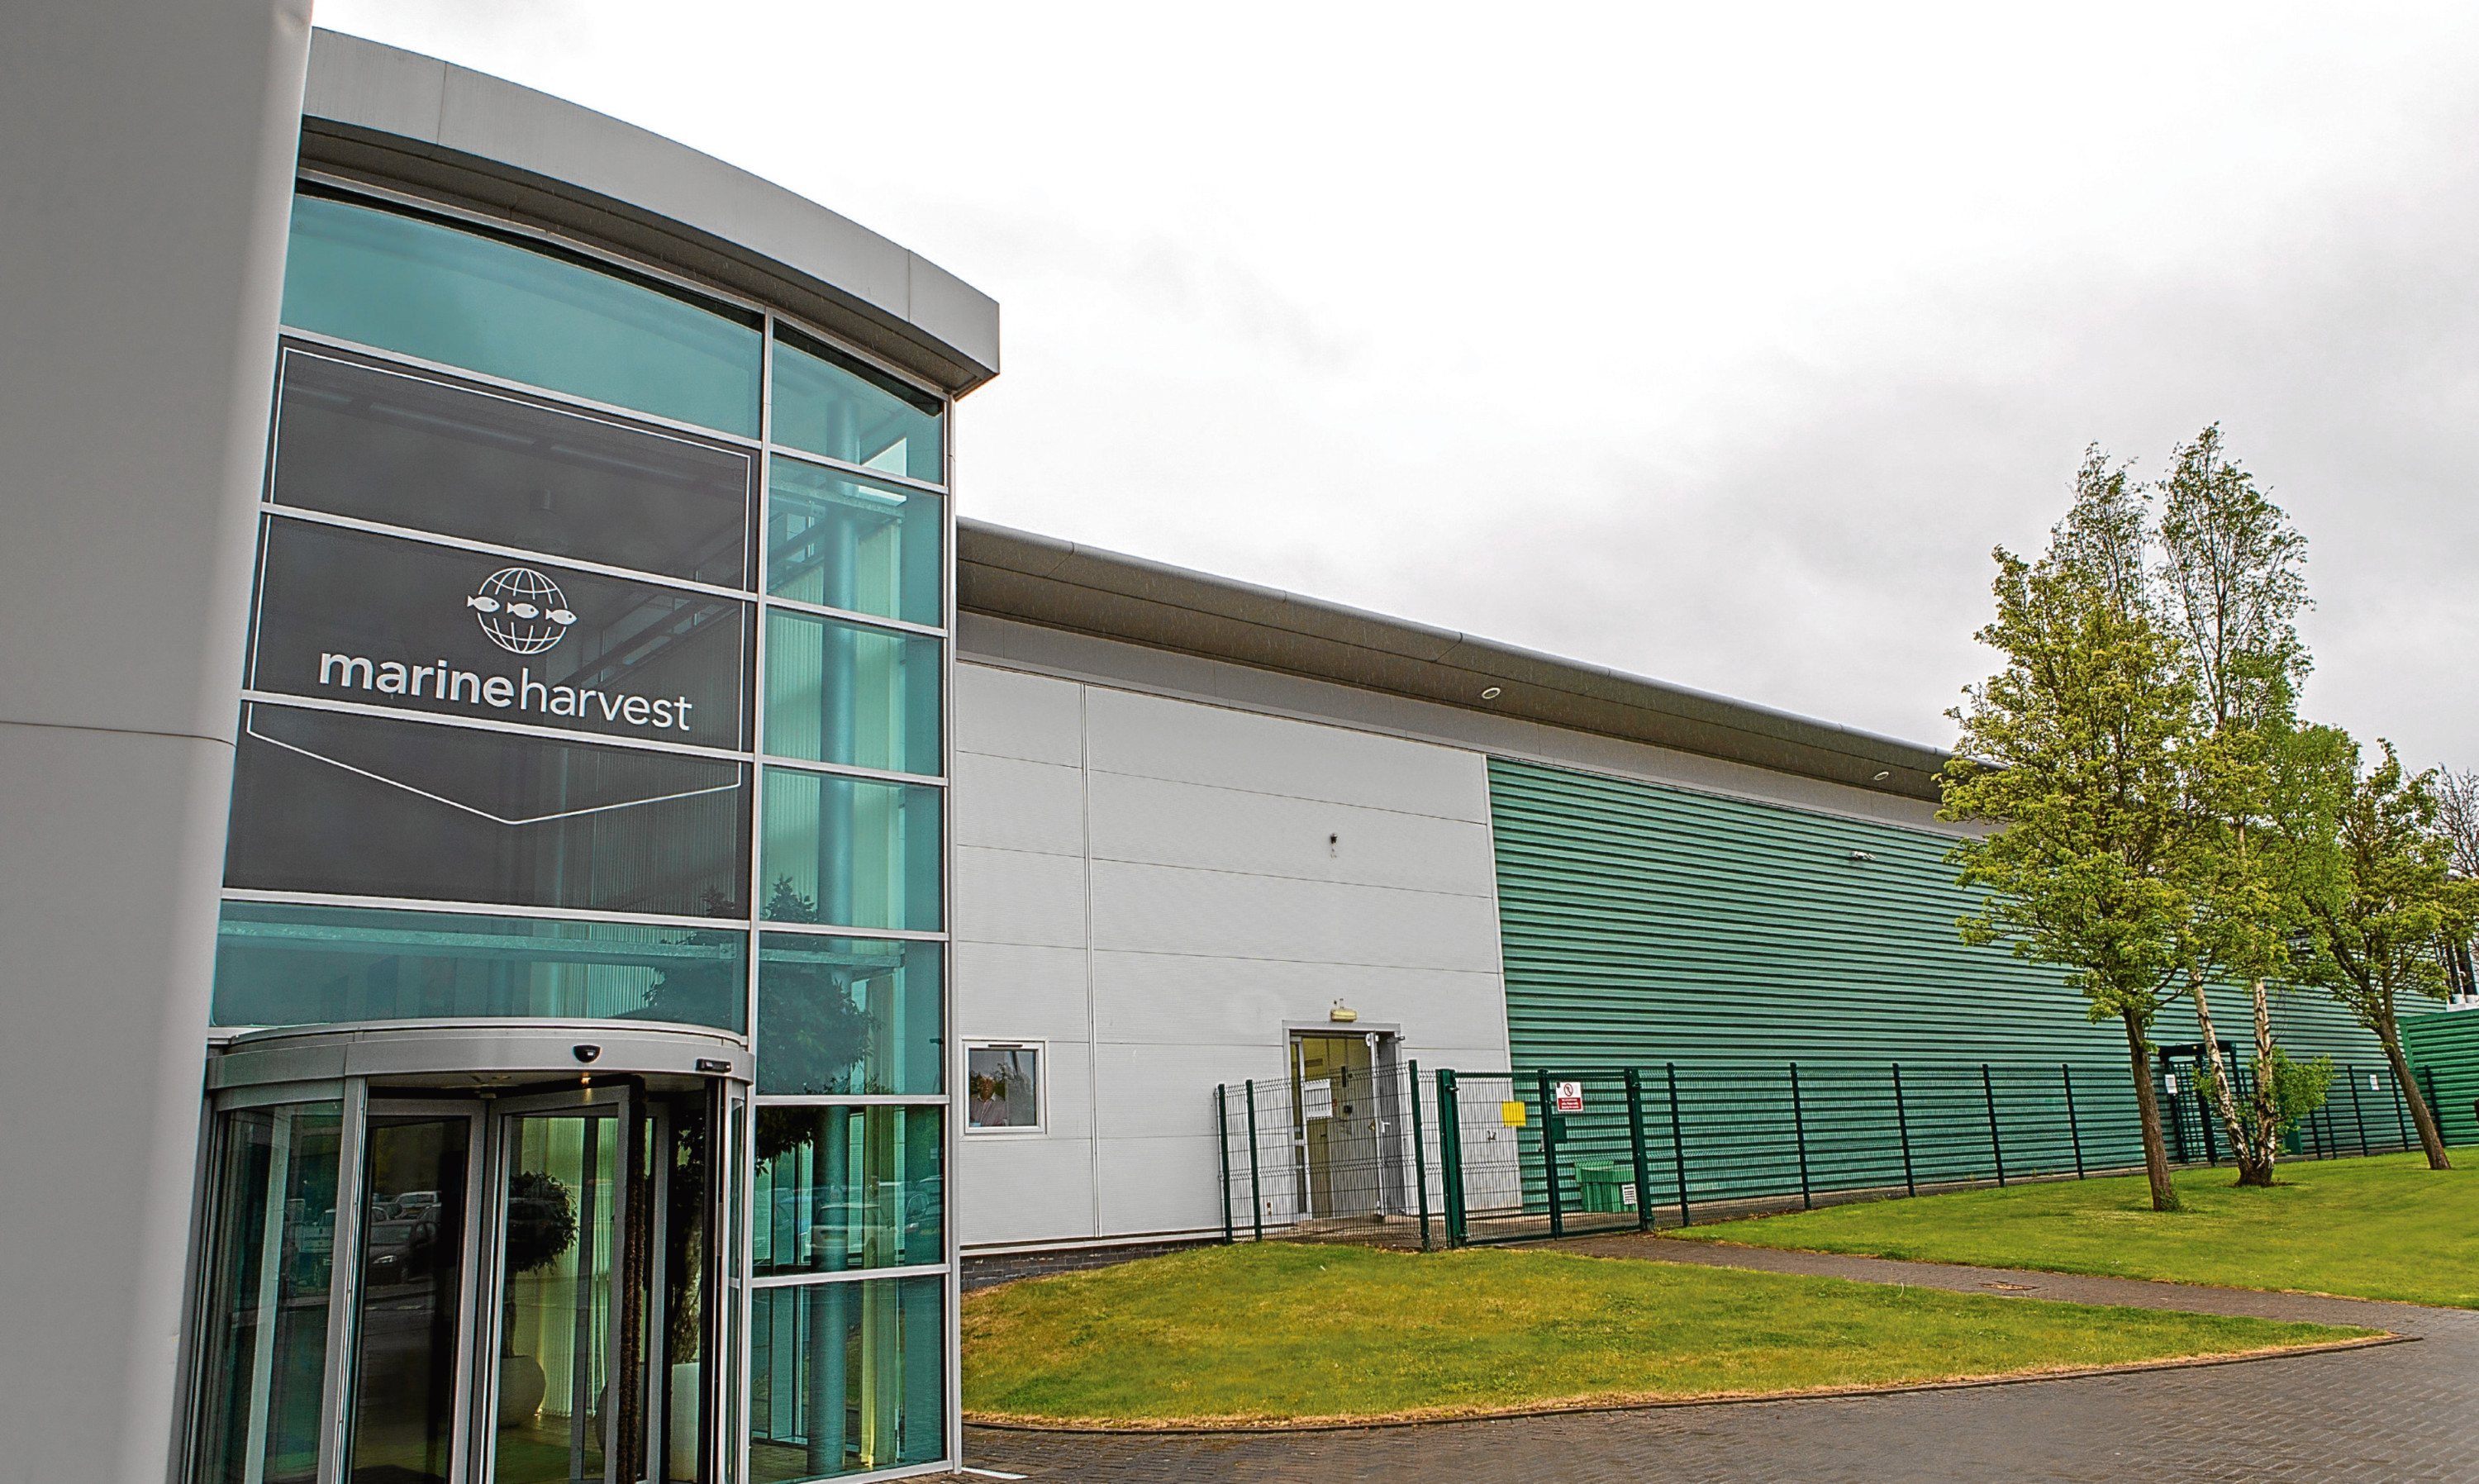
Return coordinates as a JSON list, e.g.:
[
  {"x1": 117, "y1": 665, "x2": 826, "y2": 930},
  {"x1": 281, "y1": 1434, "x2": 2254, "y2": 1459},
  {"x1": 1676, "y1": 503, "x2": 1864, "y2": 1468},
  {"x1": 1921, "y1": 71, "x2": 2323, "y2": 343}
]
[{"x1": 497, "y1": 1169, "x2": 577, "y2": 1427}]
